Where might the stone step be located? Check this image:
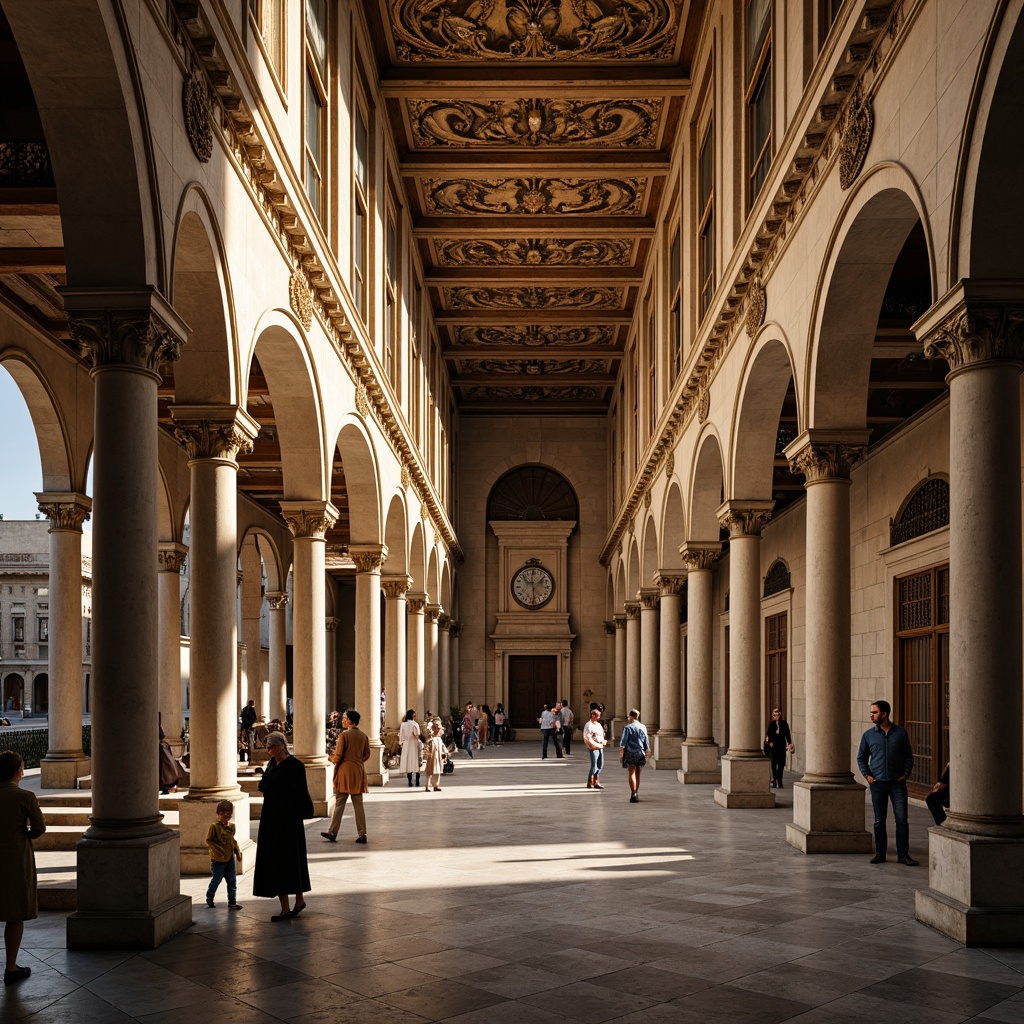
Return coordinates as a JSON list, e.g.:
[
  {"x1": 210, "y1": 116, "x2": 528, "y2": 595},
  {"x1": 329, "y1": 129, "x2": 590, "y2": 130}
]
[
  {"x1": 36, "y1": 813, "x2": 181, "y2": 850},
  {"x1": 37, "y1": 792, "x2": 92, "y2": 807}
]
